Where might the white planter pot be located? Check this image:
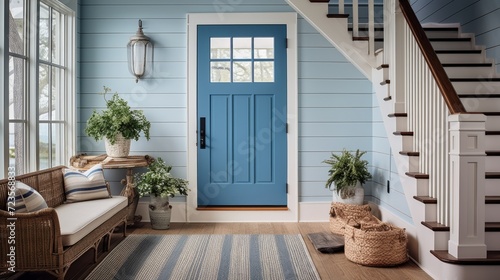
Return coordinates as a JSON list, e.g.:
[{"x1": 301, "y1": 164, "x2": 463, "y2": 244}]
[
  {"x1": 104, "y1": 133, "x2": 131, "y2": 158},
  {"x1": 333, "y1": 182, "x2": 365, "y2": 205},
  {"x1": 149, "y1": 196, "x2": 172, "y2": 230}
]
